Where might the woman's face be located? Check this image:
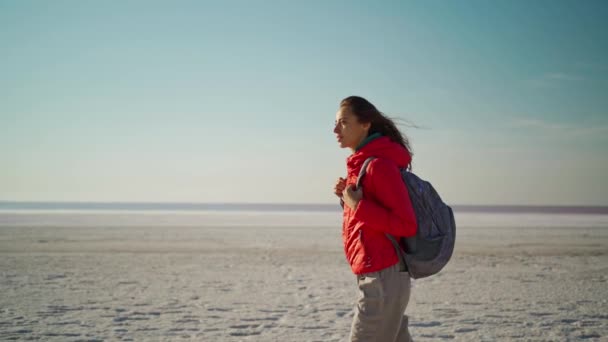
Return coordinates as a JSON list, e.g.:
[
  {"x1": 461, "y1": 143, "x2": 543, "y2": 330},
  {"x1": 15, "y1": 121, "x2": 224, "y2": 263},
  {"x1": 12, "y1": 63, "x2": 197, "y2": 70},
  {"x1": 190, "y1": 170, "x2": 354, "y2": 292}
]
[{"x1": 334, "y1": 106, "x2": 370, "y2": 151}]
